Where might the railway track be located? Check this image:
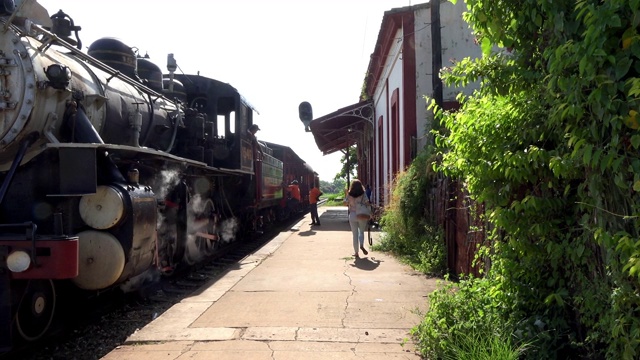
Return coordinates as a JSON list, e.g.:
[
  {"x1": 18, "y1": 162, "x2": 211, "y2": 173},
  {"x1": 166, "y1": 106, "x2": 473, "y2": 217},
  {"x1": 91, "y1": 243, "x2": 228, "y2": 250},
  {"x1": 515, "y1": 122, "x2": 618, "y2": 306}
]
[{"x1": 1, "y1": 215, "x2": 302, "y2": 360}]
